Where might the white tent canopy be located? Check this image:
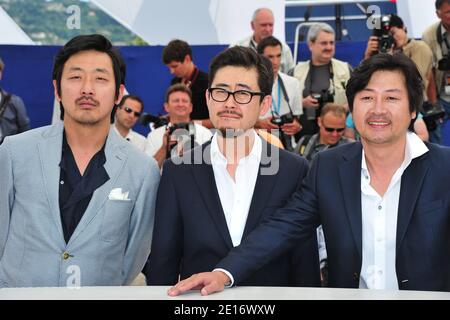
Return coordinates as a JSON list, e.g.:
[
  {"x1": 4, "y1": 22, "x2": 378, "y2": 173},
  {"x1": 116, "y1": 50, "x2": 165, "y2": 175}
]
[
  {"x1": 0, "y1": 6, "x2": 34, "y2": 45},
  {"x1": 91, "y1": 0, "x2": 285, "y2": 45}
]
